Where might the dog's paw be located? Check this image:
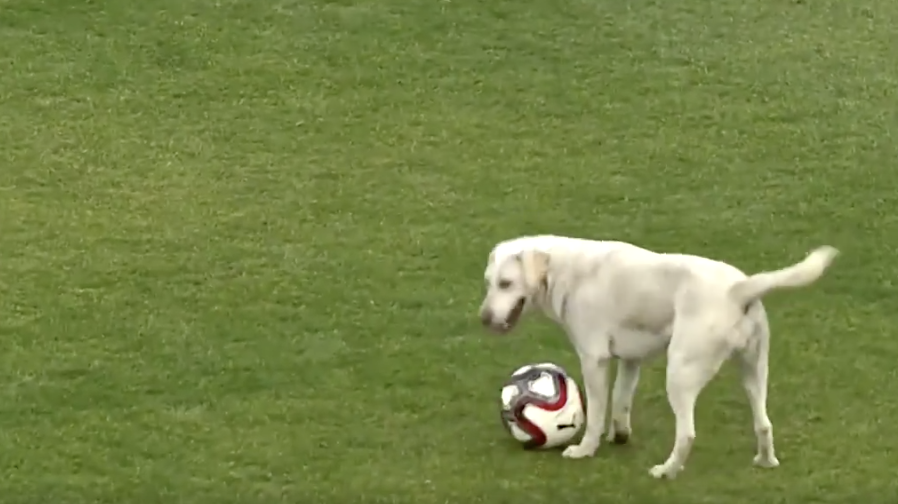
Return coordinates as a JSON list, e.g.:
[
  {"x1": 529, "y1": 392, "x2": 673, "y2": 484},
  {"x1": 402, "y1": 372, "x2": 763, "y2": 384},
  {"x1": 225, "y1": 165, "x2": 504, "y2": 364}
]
[
  {"x1": 649, "y1": 463, "x2": 682, "y2": 479},
  {"x1": 607, "y1": 430, "x2": 630, "y2": 445},
  {"x1": 753, "y1": 454, "x2": 780, "y2": 468},
  {"x1": 606, "y1": 419, "x2": 631, "y2": 444},
  {"x1": 562, "y1": 443, "x2": 598, "y2": 459}
]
